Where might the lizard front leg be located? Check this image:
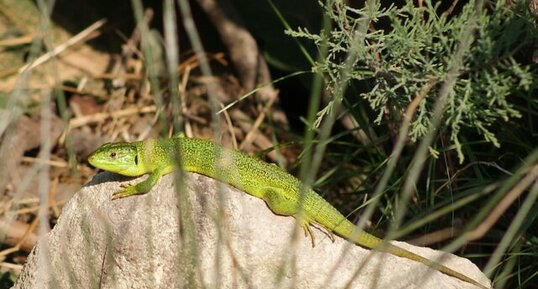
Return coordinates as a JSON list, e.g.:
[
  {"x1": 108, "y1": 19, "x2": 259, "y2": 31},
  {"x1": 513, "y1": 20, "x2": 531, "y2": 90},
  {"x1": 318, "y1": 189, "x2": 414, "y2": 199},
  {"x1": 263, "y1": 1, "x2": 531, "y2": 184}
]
[{"x1": 112, "y1": 168, "x2": 165, "y2": 200}]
